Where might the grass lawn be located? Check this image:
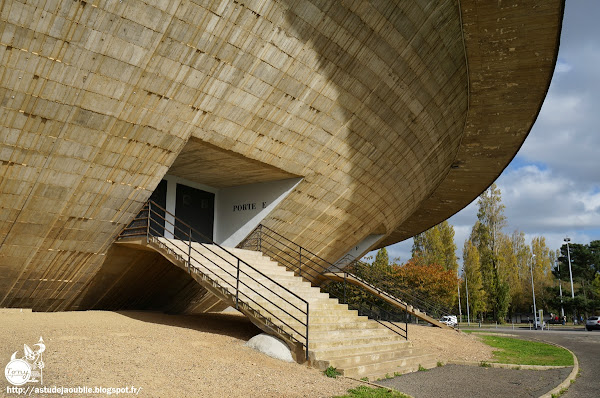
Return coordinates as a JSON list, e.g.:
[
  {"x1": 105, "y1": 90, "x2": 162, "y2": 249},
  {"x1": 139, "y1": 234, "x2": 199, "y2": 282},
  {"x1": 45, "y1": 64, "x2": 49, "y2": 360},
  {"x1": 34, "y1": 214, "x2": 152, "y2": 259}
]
[
  {"x1": 332, "y1": 386, "x2": 410, "y2": 398},
  {"x1": 477, "y1": 334, "x2": 573, "y2": 366}
]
